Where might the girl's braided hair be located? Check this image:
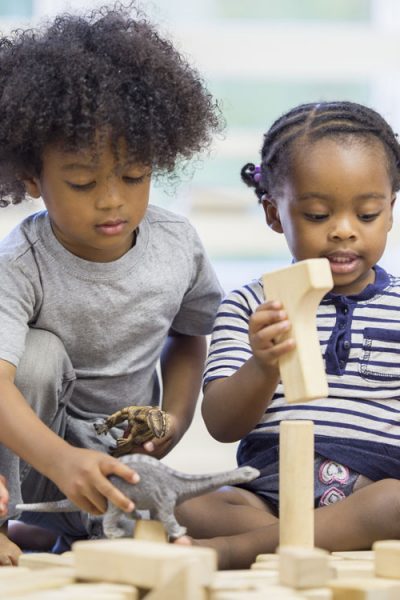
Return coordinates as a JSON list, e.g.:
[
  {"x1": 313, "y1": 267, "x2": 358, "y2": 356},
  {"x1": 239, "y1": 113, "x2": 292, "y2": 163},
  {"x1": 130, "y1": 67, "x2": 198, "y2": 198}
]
[
  {"x1": 0, "y1": 2, "x2": 223, "y2": 205},
  {"x1": 241, "y1": 101, "x2": 400, "y2": 202}
]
